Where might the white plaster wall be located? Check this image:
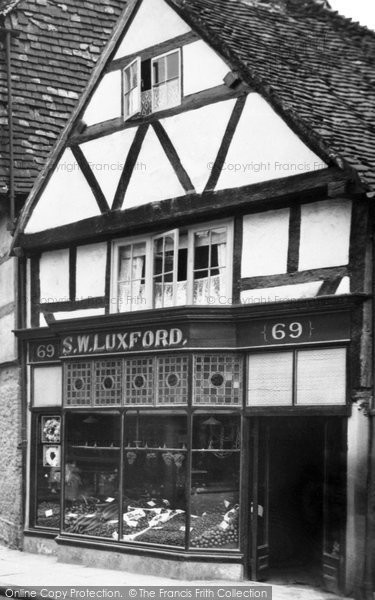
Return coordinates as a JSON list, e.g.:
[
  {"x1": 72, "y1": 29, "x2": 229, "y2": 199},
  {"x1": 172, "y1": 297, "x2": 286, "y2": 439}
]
[
  {"x1": 82, "y1": 71, "x2": 122, "y2": 126},
  {"x1": 76, "y1": 242, "x2": 107, "y2": 299},
  {"x1": 81, "y1": 128, "x2": 137, "y2": 206},
  {"x1": 114, "y1": 0, "x2": 191, "y2": 59},
  {"x1": 216, "y1": 93, "x2": 326, "y2": 191},
  {"x1": 336, "y1": 276, "x2": 350, "y2": 295},
  {"x1": 162, "y1": 100, "x2": 236, "y2": 194},
  {"x1": 39, "y1": 249, "x2": 69, "y2": 302},
  {"x1": 26, "y1": 258, "x2": 31, "y2": 329},
  {"x1": 54, "y1": 308, "x2": 105, "y2": 320},
  {"x1": 33, "y1": 366, "x2": 62, "y2": 407},
  {"x1": 240, "y1": 281, "x2": 322, "y2": 305},
  {"x1": 299, "y1": 199, "x2": 352, "y2": 270},
  {"x1": 0, "y1": 312, "x2": 16, "y2": 363},
  {"x1": 0, "y1": 258, "x2": 15, "y2": 306},
  {"x1": 123, "y1": 126, "x2": 185, "y2": 208},
  {"x1": 183, "y1": 40, "x2": 229, "y2": 96},
  {"x1": 346, "y1": 407, "x2": 369, "y2": 593},
  {"x1": 241, "y1": 209, "x2": 290, "y2": 277},
  {"x1": 25, "y1": 149, "x2": 101, "y2": 234}
]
